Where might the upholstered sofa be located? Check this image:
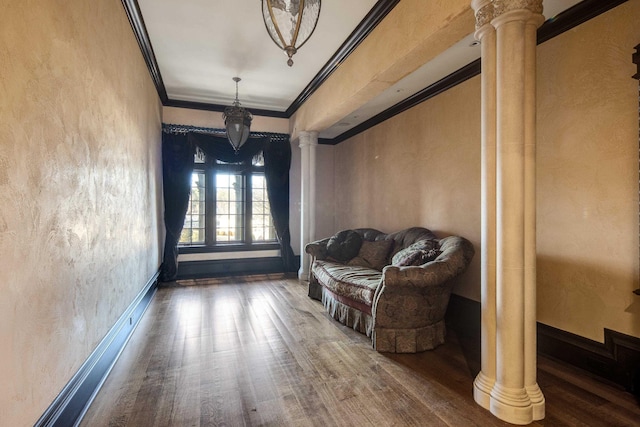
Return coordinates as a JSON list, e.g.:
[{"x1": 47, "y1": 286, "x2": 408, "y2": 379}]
[{"x1": 305, "y1": 227, "x2": 474, "y2": 353}]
